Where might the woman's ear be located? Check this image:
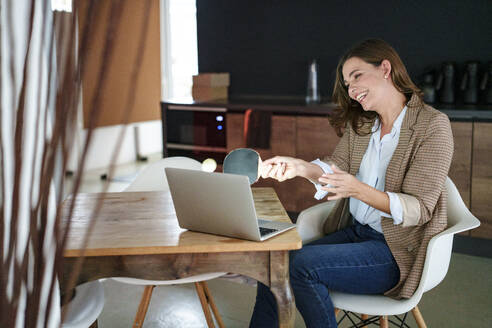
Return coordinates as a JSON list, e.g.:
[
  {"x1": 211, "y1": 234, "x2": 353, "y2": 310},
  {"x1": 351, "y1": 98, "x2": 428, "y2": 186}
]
[{"x1": 381, "y1": 59, "x2": 392, "y2": 79}]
